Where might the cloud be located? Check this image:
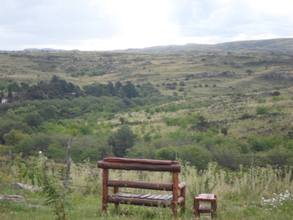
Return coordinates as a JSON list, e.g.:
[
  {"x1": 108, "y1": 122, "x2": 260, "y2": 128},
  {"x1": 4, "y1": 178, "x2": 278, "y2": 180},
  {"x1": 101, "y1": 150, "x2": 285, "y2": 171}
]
[{"x1": 0, "y1": 0, "x2": 293, "y2": 50}]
